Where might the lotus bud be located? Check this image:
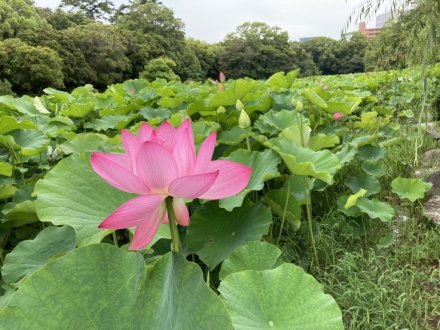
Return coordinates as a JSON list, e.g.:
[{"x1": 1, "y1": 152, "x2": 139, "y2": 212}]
[
  {"x1": 236, "y1": 99, "x2": 245, "y2": 112},
  {"x1": 291, "y1": 98, "x2": 304, "y2": 112},
  {"x1": 219, "y1": 71, "x2": 226, "y2": 83},
  {"x1": 239, "y1": 109, "x2": 251, "y2": 129}
]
